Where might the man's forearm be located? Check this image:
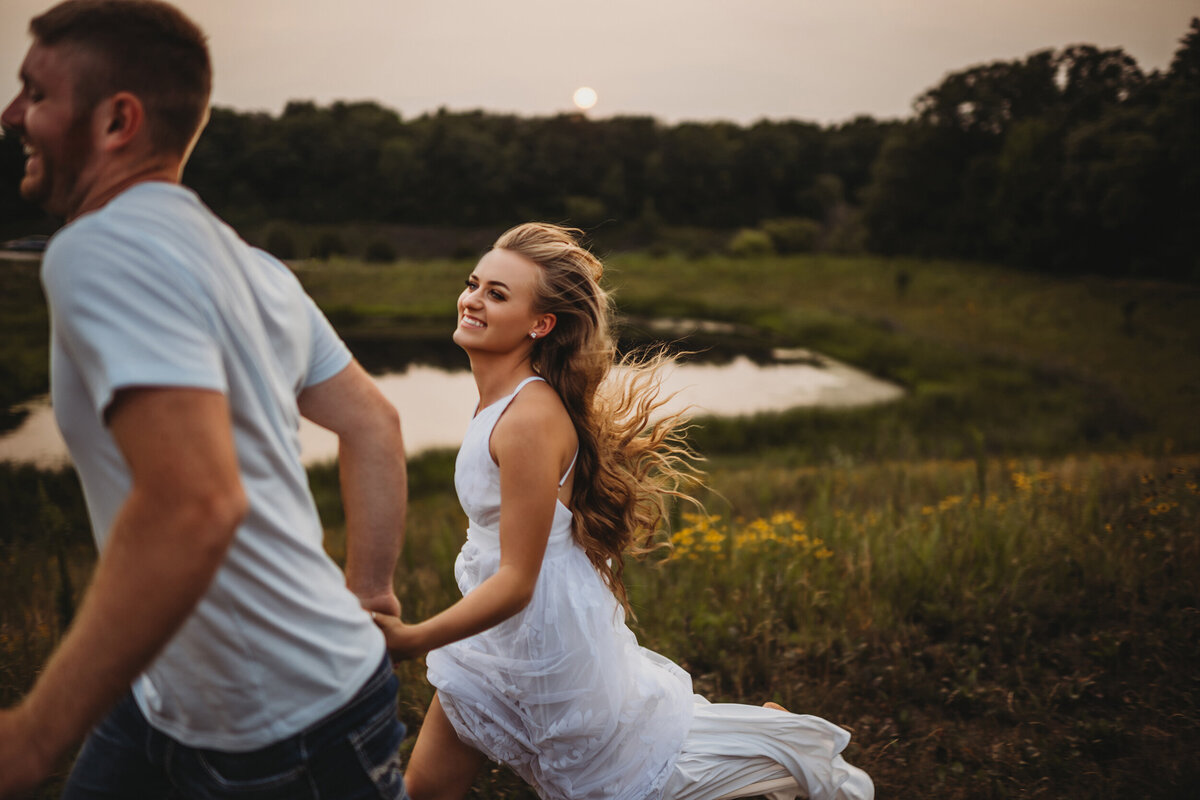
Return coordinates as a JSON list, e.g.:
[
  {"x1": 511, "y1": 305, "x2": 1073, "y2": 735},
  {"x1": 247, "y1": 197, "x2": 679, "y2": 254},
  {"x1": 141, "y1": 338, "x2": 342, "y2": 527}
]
[
  {"x1": 340, "y1": 428, "x2": 407, "y2": 611},
  {"x1": 295, "y1": 361, "x2": 406, "y2": 612}
]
